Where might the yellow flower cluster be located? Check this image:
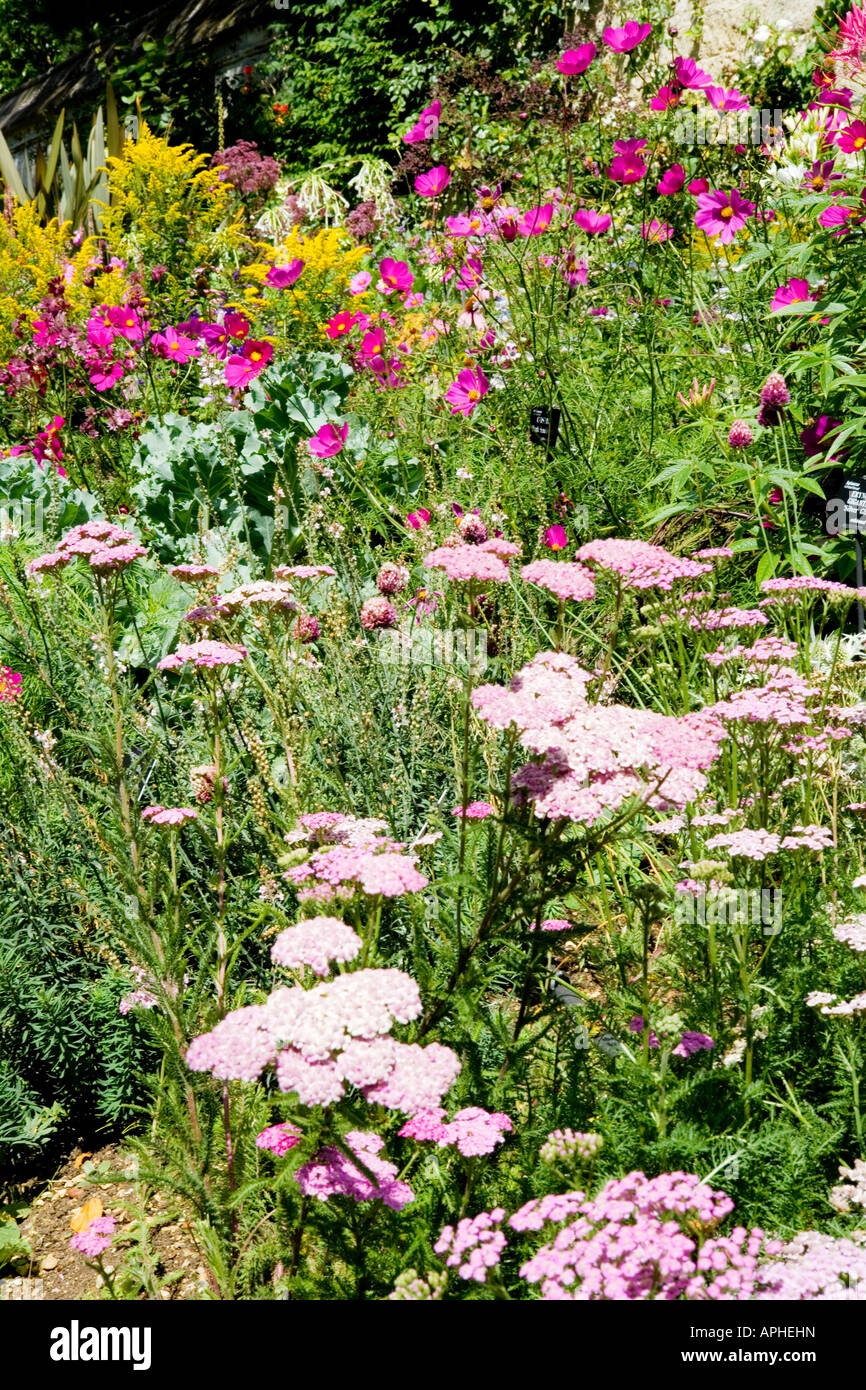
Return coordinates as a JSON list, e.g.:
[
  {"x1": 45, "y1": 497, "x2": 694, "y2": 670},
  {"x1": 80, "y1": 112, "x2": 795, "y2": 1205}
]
[
  {"x1": 0, "y1": 204, "x2": 128, "y2": 363},
  {"x1": 98, "y1": 122, "x2": 245, "y2": 312},
  {"x1": 239, "y1": 226, "x2": 369, "y2": 344}
]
